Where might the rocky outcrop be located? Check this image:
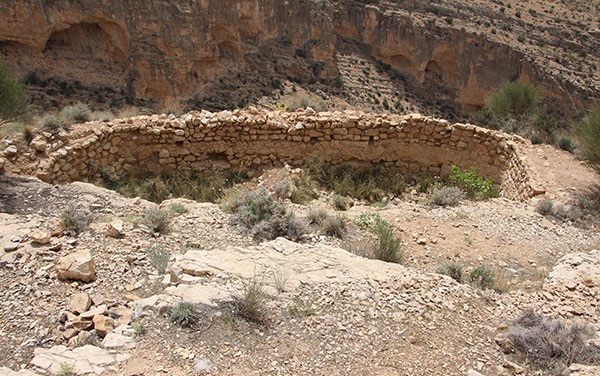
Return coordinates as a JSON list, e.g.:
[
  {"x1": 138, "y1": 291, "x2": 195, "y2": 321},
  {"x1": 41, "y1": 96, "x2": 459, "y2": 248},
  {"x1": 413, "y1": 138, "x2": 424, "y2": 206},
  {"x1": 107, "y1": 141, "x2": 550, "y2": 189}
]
[
  {"x1": 0, "y1": 1, "x2": 594, "y2": 114},
  {"x1": 18, "y1": 109, "x2": 534, "y2": 200}
]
